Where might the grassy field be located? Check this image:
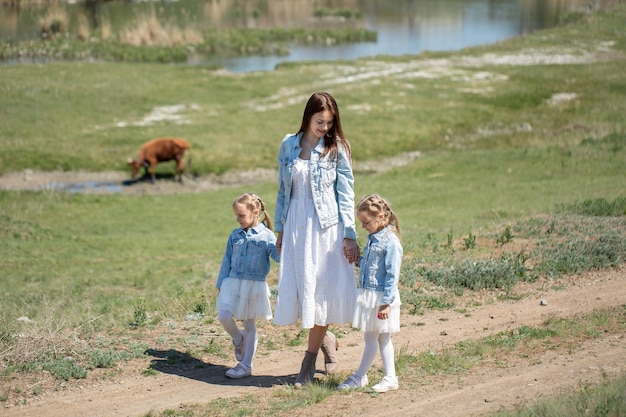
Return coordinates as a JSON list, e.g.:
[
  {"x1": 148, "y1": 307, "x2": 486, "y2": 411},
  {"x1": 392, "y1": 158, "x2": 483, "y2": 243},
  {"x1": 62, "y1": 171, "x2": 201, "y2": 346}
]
[{"x1": 0, "y1": 4, "x2": 625, "y2": 414}]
